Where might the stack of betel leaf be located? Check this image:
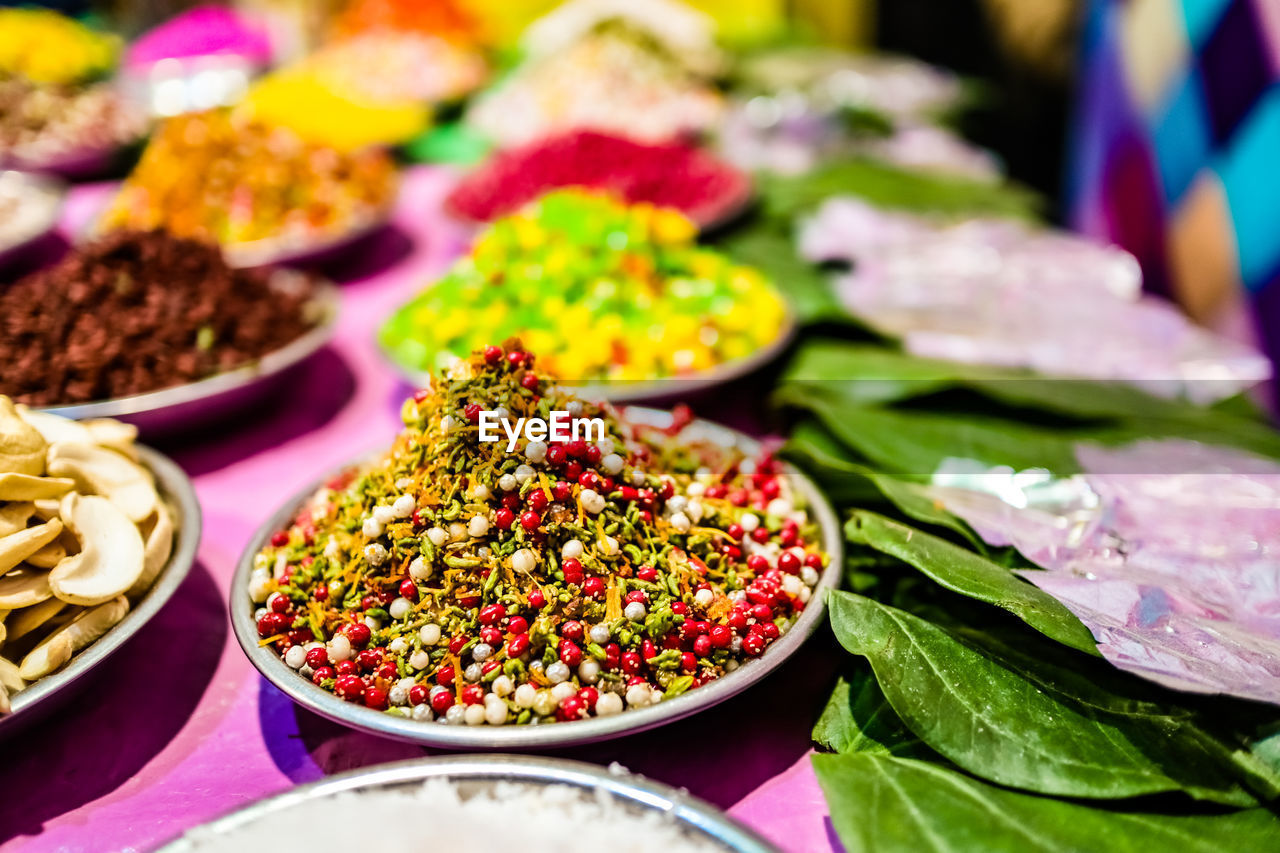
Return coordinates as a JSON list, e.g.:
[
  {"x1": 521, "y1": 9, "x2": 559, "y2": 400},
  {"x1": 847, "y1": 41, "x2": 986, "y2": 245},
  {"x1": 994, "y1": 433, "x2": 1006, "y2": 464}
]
[{"x1": 766, "y1": 334, "x2": 1280, "y2": 850}]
